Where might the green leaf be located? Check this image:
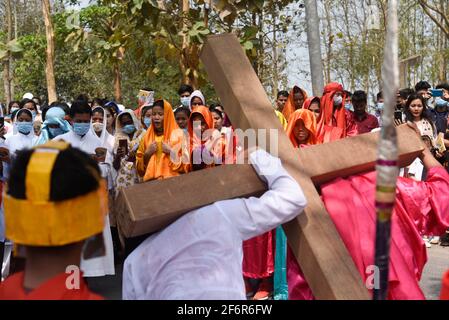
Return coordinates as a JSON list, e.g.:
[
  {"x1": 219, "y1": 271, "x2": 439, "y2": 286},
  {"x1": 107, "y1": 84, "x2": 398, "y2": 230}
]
[
  {"x1": 7, "y1": 39, "x2": 23, "y2": 53},
  {"x1": 243, "y1": 40, "x2": 254, "y2": 51}
]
